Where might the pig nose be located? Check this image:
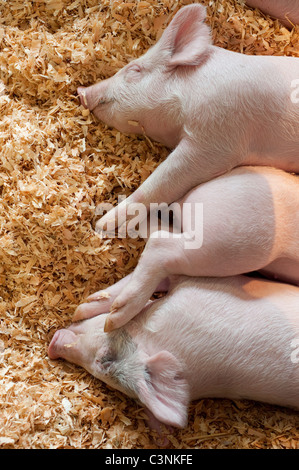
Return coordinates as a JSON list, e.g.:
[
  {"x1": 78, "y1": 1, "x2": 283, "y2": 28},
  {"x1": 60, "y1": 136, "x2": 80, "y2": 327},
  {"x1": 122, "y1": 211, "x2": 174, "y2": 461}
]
[
  {"x1": 77, "y1": 86, "x2": 88, "y2": 108},
  {"x1": 48, "y1": 329, "x2": 77, "y2": 360}
]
